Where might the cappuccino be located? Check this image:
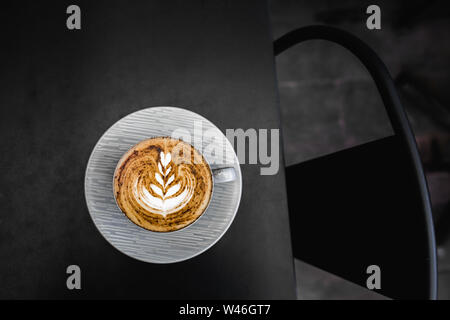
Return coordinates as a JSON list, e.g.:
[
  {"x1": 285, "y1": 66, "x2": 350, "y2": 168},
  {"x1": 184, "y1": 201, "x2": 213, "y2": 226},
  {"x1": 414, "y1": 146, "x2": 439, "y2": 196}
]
[{"x1": 114, "y1": 137, "x2": 213, "y2": 232}]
